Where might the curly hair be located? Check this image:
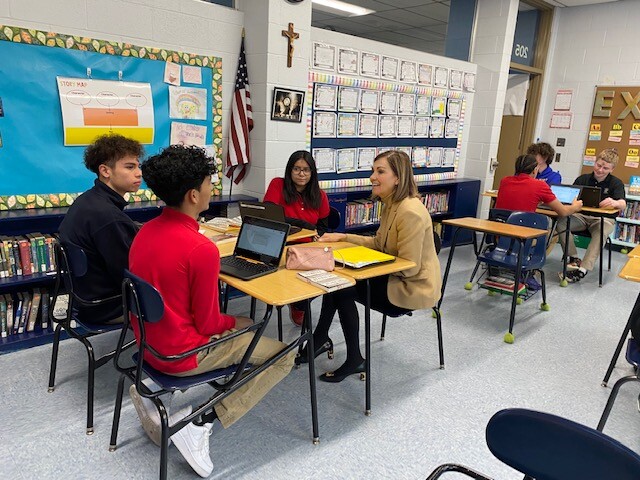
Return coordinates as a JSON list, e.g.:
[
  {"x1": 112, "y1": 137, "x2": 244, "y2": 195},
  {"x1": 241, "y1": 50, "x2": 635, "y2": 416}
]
[
  {"x1": 598, "y1": 148, "x2": 619, "y2": 167},
  {"x1": 526, "y1": 142, "x2": 555, "y2": 166},
  {"x1": 374, "y1": 150, "x2": 418, "y2": 202},
  {"x1": 84, "y1": 134, "x2": 144, "y2": 174},
  {"x1": 142, "y1": 145, "x2": 215, "y2": 207},
  {"x1": 283, "y1": 150, "x2": 323, "y2": 209},
  {"x1": 514, "y1": 154, "x2": 538, "y2": 175}
]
